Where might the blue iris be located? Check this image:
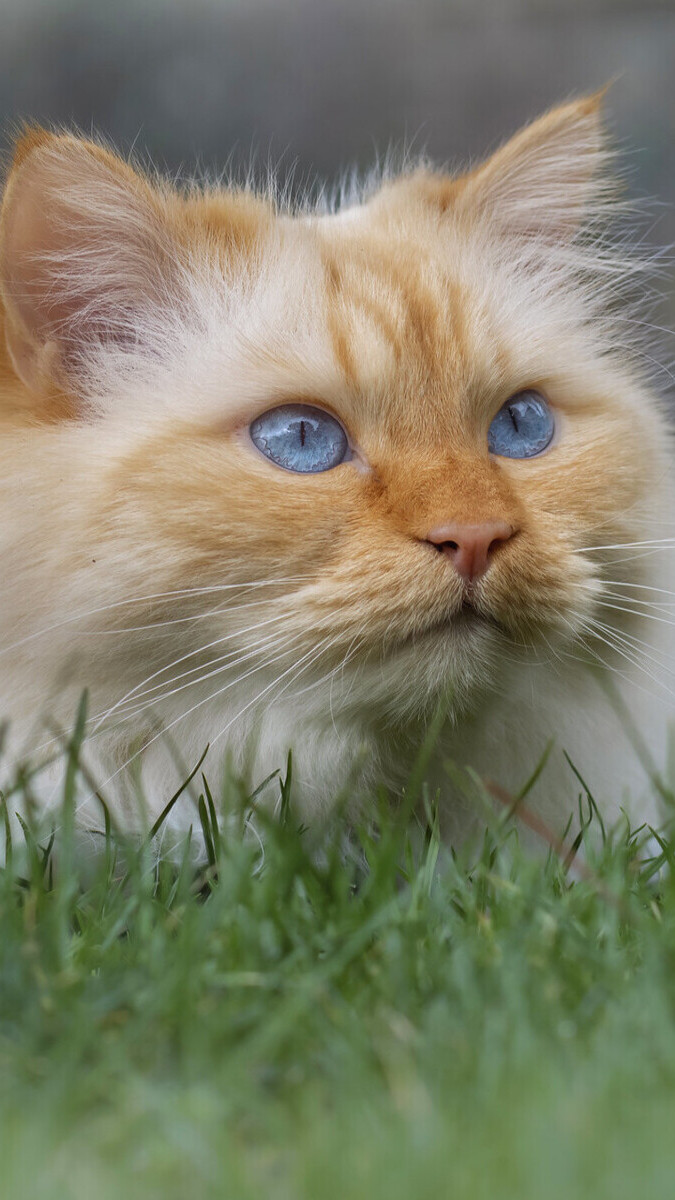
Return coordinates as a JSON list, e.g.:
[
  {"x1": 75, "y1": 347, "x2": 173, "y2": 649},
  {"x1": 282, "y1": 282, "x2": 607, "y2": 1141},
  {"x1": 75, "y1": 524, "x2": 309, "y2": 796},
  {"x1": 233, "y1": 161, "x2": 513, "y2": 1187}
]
[
  {"x1": 250, "y1": 404, "x2": 350, "y2": 473},
  {"x1": 487, "y1": 391, "x2": 554, "y2": 459}
]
